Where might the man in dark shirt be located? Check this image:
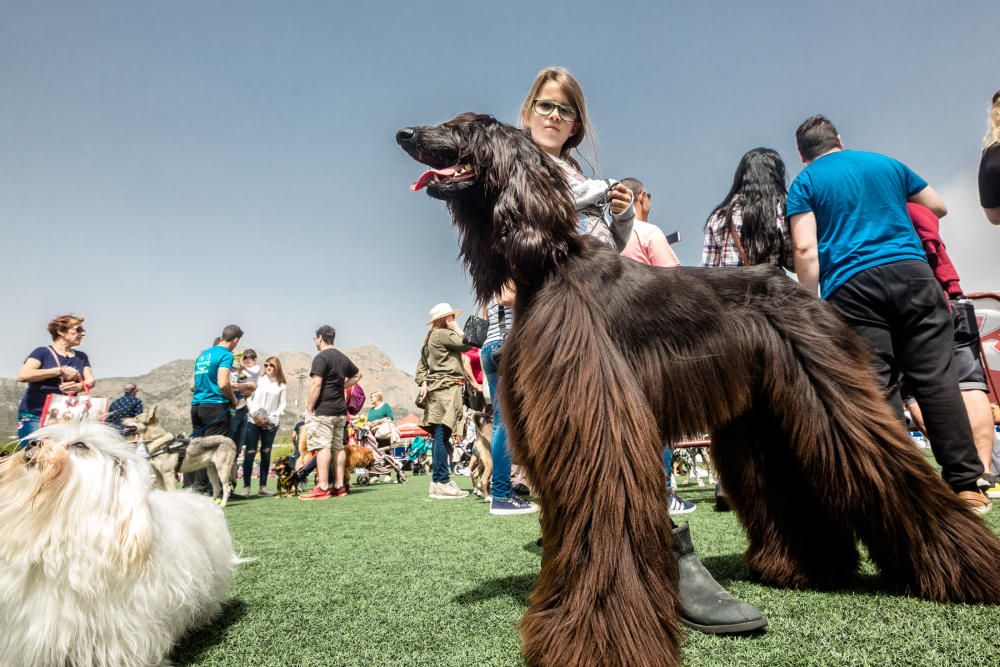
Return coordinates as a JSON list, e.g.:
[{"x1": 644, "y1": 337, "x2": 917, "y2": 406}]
[
  {"x1": 300, "y1": 325, "x2": 362, "y2": 500},
  {"x1": 107, "y1": 383, "x2": 143, "y2": 432}
]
